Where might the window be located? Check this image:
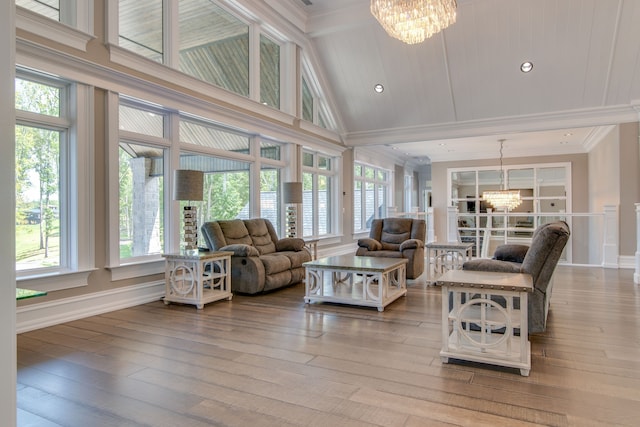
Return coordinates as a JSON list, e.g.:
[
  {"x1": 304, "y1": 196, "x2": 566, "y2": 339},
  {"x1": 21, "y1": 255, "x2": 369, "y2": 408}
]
[
  {"x1": 118, "y1": 0, "x2": 253, "y2": 98},
  {"x1": 118, "y1": 103, "x2": 168, "y2": 261},
  {"x1": 15, "y1": 69, "x2": 93, "y2": 287},
  {"x1": 302, "y1": 150, "x2": 338, "y2": 238},
  {"x1": 118, "y1": 142, "x2": 165, "y2": 259},
  {"x1": 354, "y1": 163, "x2": 390, "y2": 233},
  {"x1": 260, "y1": 35, "x2": 280, "y2": 109},
  {"x1": 119, "y1": 0, "x2": 163, "y2": 61},
  {"x1": 301, "y1": 70, "x2": 335, "y2": 130},
  {"x1": 178, "y1": 0, "x2": 249, "y2": 95}
]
